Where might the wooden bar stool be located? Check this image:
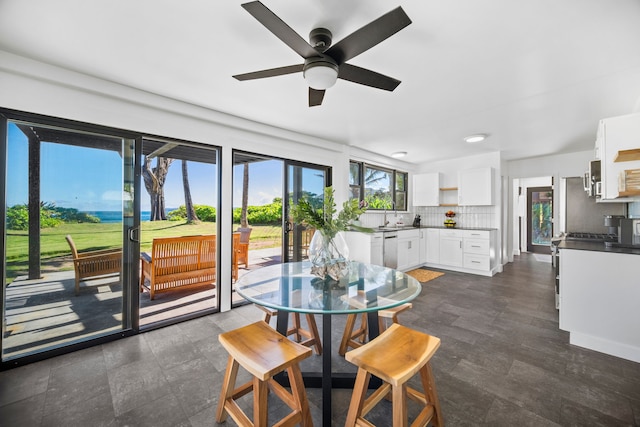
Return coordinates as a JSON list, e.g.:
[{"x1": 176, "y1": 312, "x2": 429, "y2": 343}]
[
  {"x1": 256, "y1": 305, "x2": 323, "y2": 355},
  {"x1": 216, "y1": 321, "x2": 314, "y2": 427},
  {"x1": 344, "y1": 323, "x2": 443, "y2": 427},
  {"x1": 338, "y1": 301, "x2": 412, "y2": 356}
]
